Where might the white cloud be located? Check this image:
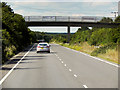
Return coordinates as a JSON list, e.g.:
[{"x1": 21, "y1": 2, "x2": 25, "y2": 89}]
[
  {"x1": 2, "y1": 0, "x2": 120, "y2": 2},
  {"x1": 6, "y1": 2, "x2": 118, "y2": 18},
  {"x1": 71, "y1": 14, "x2": 86, "y2": 16},
  {"x1": 90, "y1": 2, "x2": 111, "y2": 7},
  {"x1": 81, "y1": 0, "x2": 119, "y2": 2}
]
